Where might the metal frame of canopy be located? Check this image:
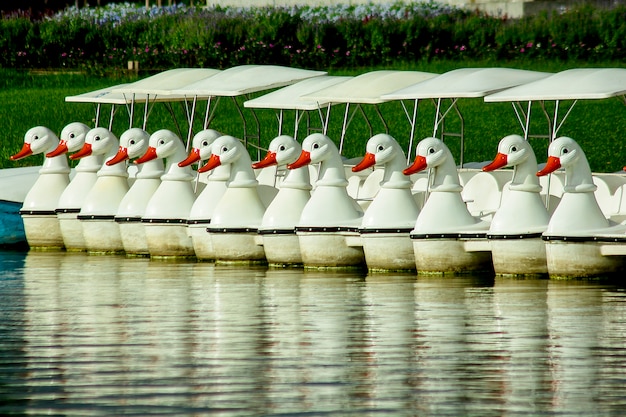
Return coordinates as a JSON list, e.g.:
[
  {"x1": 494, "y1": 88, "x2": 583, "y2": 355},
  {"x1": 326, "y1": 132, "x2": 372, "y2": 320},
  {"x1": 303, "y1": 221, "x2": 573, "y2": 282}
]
[
  {"x1": 301, "y1": 70, "x2": 438, "y2": 157},
  {"x1": 65, "y1": 68, "x2": 220, "y2": 135},
  {"x1": 168, "y1": 65, "x2": 327, "y2": 159},
  {"x1": 243, "y1": 75, "x2": 349, "y2": 141},
  {"x1": 111, "y1": 68, "x2": 221, "y2": 146},
  {"x1": 381, "y1": 67, "x2": 551, "y2": 166},
  {"x1": 484, "y1": 68, "x2": 626, "y2": 142}
]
